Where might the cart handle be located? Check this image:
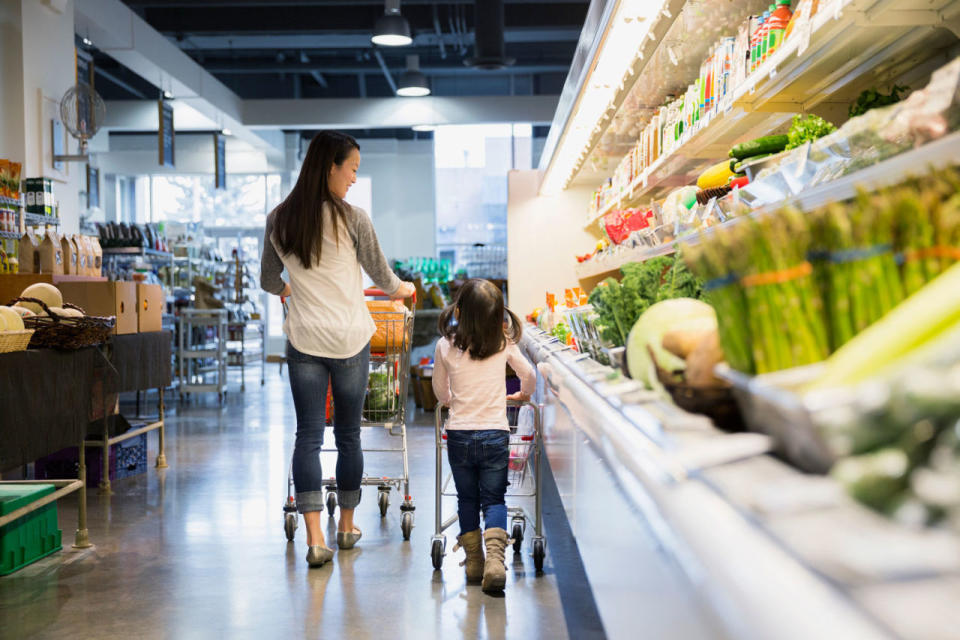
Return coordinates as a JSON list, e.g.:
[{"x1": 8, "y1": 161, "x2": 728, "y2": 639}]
[{"x1": 364, "y1": 287, "x2": 417, "y2": 304}]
